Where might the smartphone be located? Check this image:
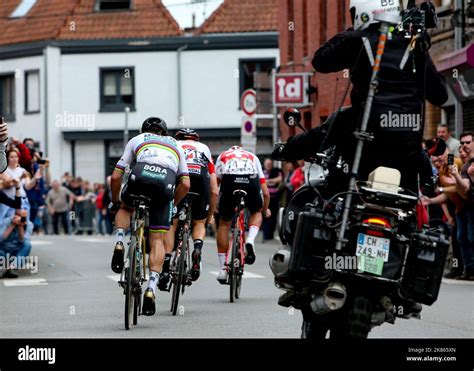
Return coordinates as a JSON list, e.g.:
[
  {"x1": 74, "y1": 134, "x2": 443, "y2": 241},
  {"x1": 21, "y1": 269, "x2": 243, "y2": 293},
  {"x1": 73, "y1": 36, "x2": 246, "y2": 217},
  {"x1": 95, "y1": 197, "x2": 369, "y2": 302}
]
[
  {"x1": 447, "y1": 154, "x2": 454, "y2": 166},
  {"x1": 20, "y1": 216, "x2": 27, "y2": 223},
  {"x1": 37, "y1": 159, "x2": 47, "y2": 165}
]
